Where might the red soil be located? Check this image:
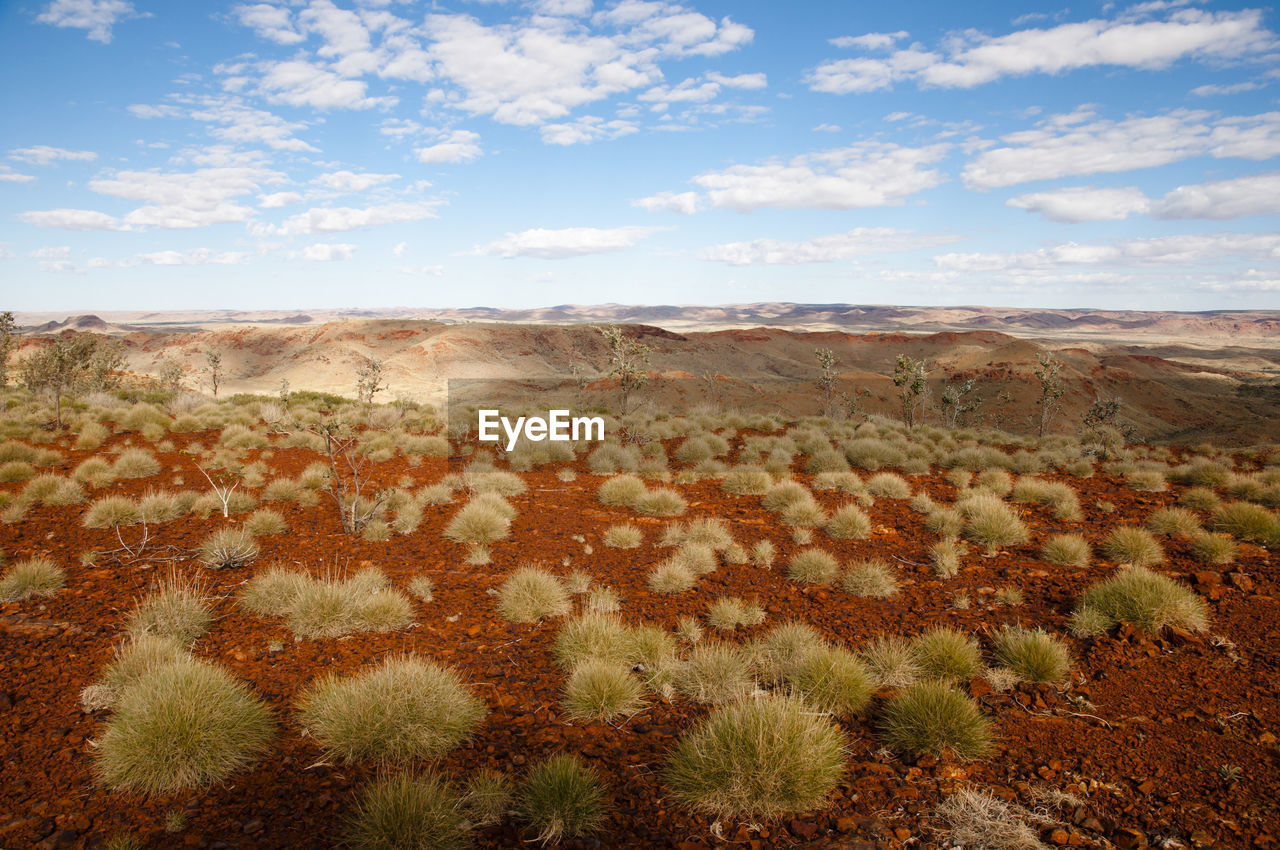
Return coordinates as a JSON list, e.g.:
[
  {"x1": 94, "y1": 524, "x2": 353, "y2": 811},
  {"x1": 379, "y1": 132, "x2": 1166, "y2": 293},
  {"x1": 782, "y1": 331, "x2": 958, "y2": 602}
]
[{"x1": 1, "y1": 429, "x2": 1278, "y2": 849}]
